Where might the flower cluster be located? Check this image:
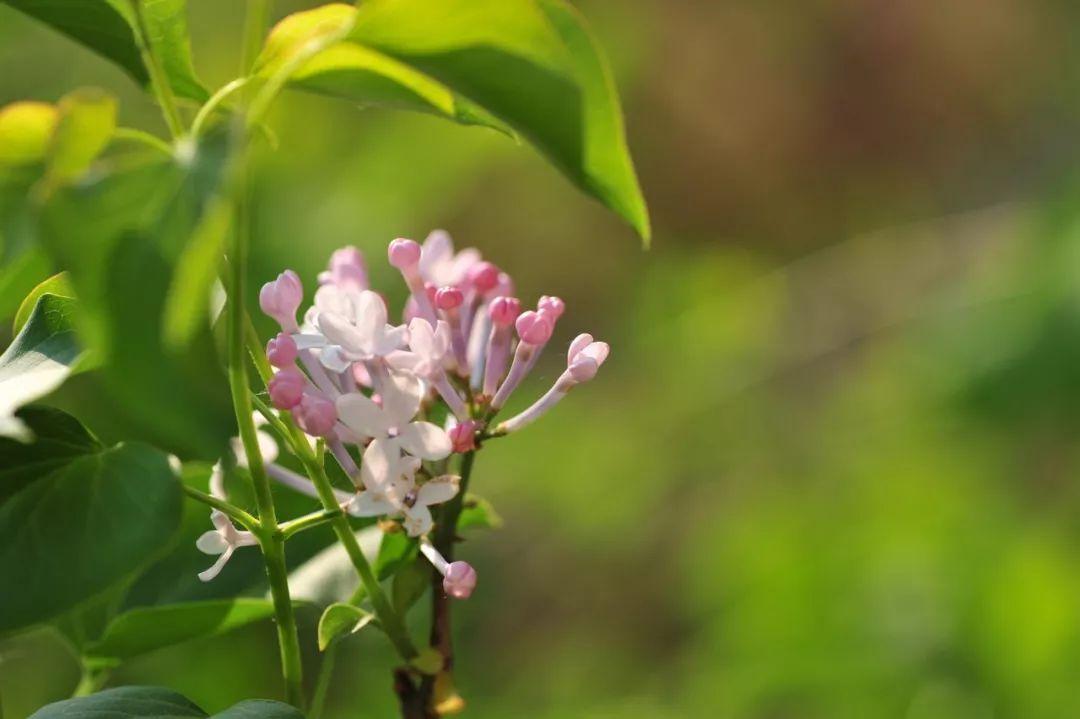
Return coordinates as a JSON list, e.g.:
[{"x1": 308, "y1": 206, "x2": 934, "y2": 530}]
[{"x1": 198, "y1": 231, "x2": 609, "y2": 598}]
